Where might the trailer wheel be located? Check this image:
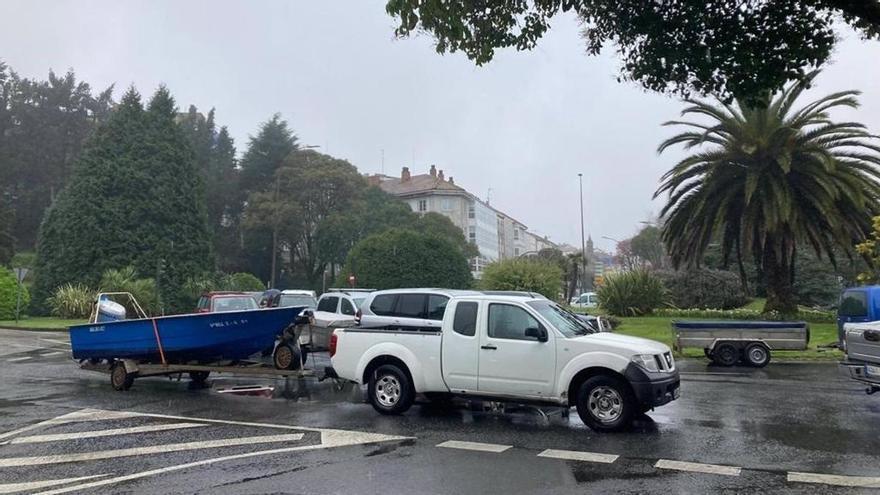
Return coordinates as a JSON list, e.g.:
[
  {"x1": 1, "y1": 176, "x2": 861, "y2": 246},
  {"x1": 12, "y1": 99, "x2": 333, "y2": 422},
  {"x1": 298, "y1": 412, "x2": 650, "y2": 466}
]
[
  {"x1": 744, "y1": 343, "x2": 771, "y2": 368},
  {"x1": 189, "y1": 371, "x2": 211, "y2": 385},
  {"x1": 110, "y1": 362, "x2": 135, "y2": 391},
  {"x1": 273, "y1": 343, "x2": 302, "y2": 371},
  {"x1": 713, "y1": 343, "x2": 740, "y2": 367}
]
